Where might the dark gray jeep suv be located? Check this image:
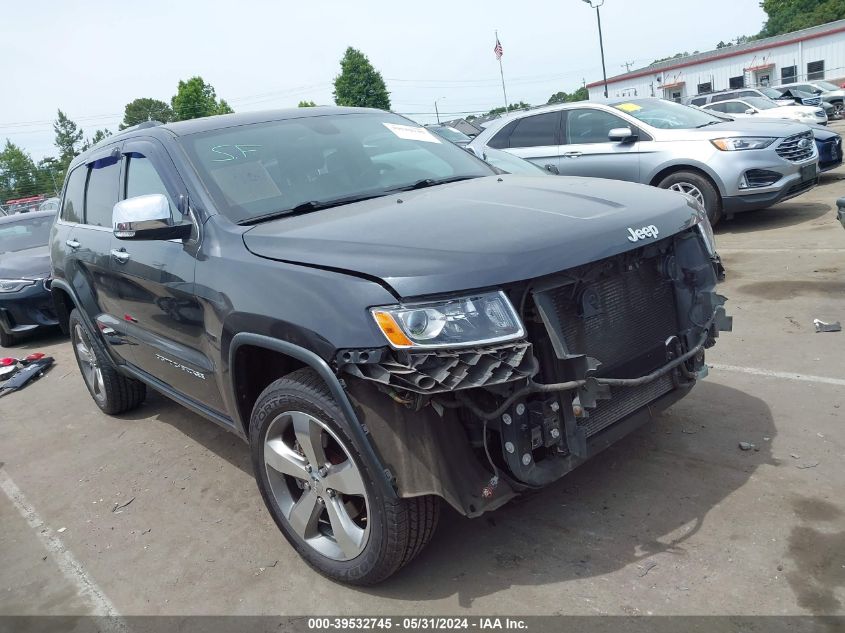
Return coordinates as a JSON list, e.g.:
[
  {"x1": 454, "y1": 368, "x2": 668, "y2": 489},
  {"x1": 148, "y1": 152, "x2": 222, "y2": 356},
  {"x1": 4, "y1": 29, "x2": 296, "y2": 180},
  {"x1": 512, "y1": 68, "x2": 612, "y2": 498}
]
[{"x1": 50, "y1": 107, "x2": 731, "y2": 584}]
